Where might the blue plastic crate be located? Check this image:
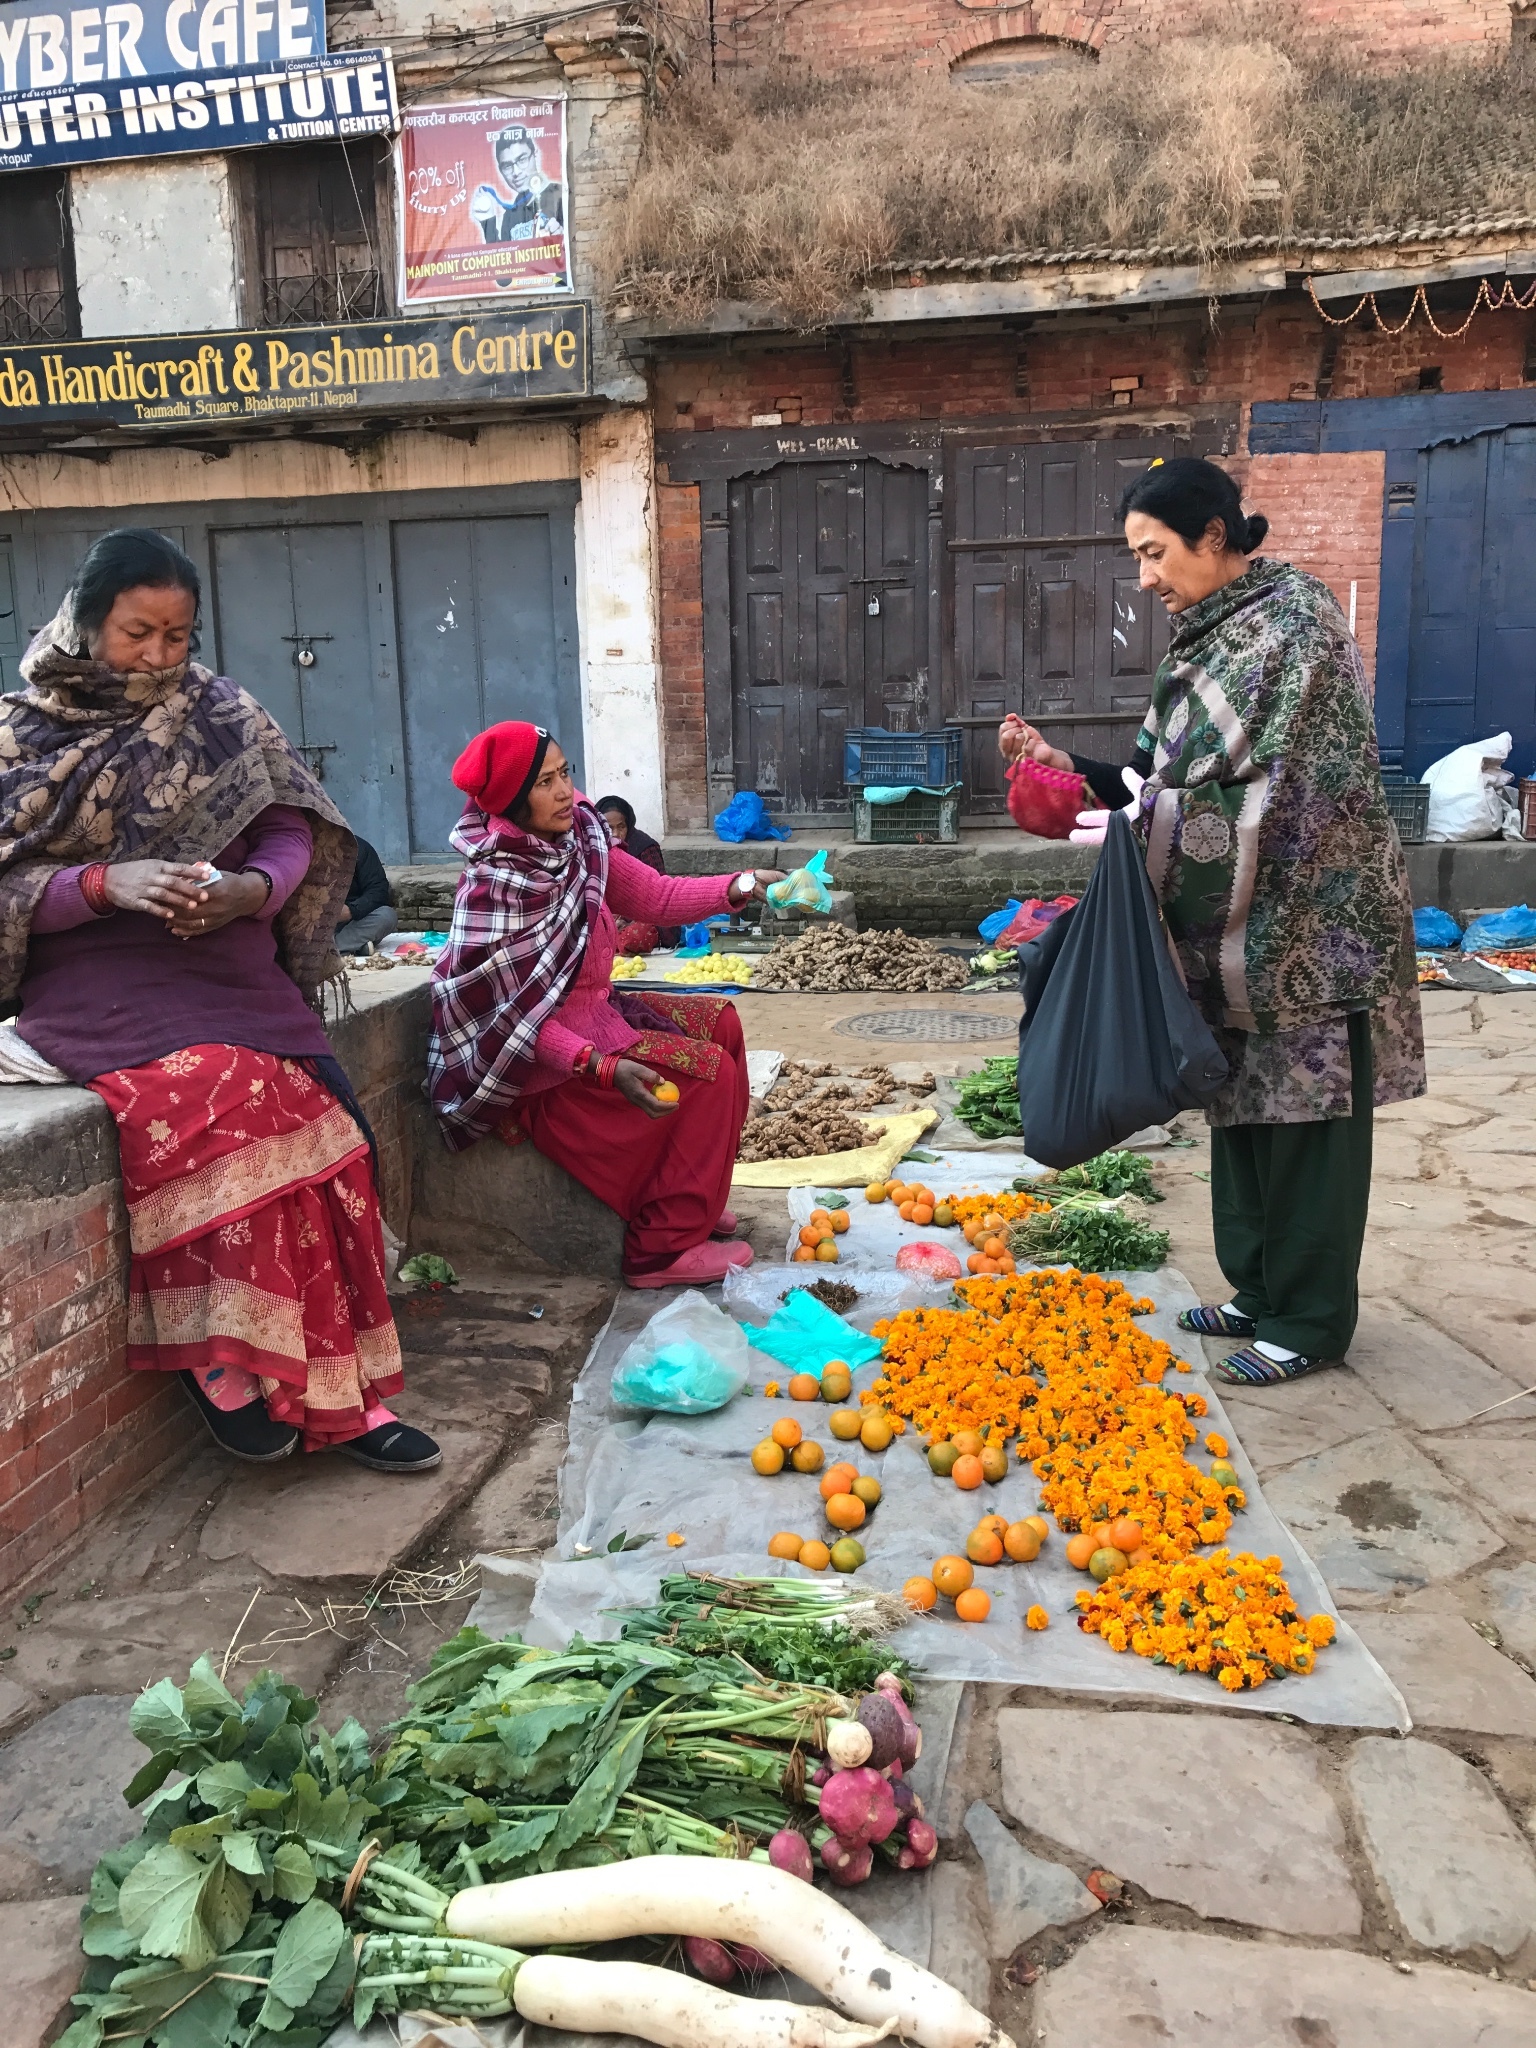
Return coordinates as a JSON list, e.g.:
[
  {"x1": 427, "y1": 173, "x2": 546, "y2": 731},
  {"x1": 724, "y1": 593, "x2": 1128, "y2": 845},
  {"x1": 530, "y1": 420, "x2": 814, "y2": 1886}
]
[{"x1": 844, "y1": 726, "x2": 964, "y2": 789}]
